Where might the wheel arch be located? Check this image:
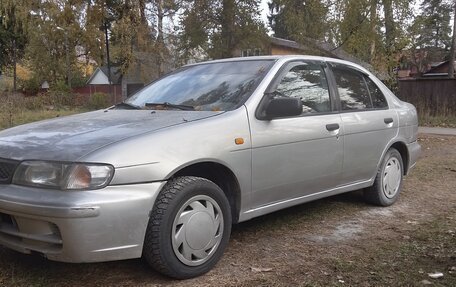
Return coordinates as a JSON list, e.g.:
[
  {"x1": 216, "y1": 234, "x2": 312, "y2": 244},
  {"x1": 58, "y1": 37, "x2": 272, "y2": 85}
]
[
  {"x1": 170, "y1": 161, "x2": 242, "y2": 224},
  {"x1": 389, "y1": 141, "x2": 409, "y2": 175}
]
